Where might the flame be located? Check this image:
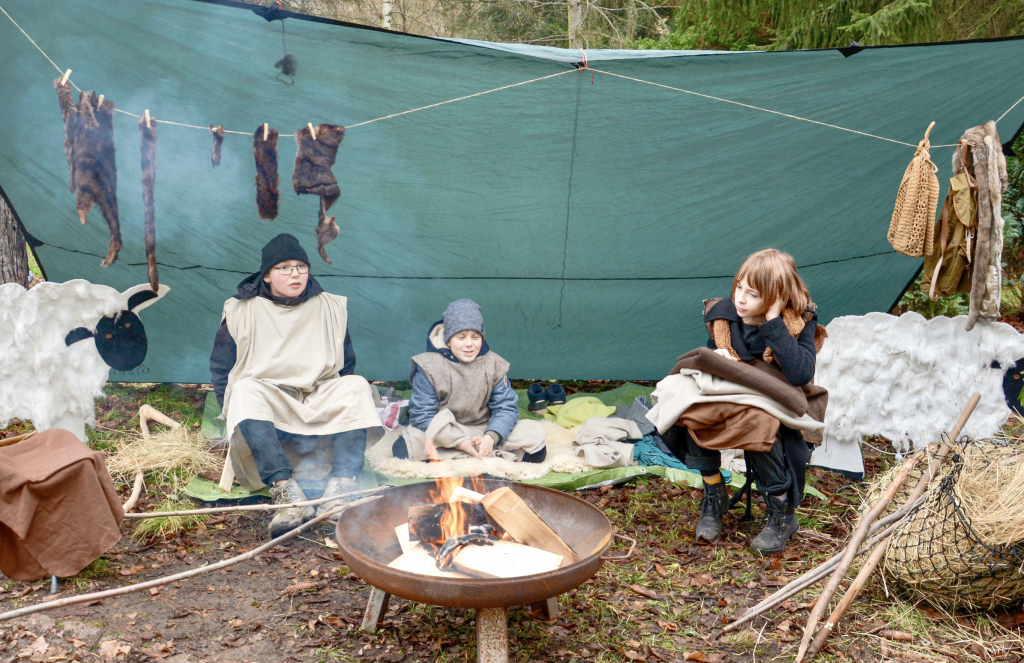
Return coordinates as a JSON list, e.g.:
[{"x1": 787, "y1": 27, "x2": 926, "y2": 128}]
[{"x1": 425, "y1": 476, "x2": 489, "y2": 542}]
